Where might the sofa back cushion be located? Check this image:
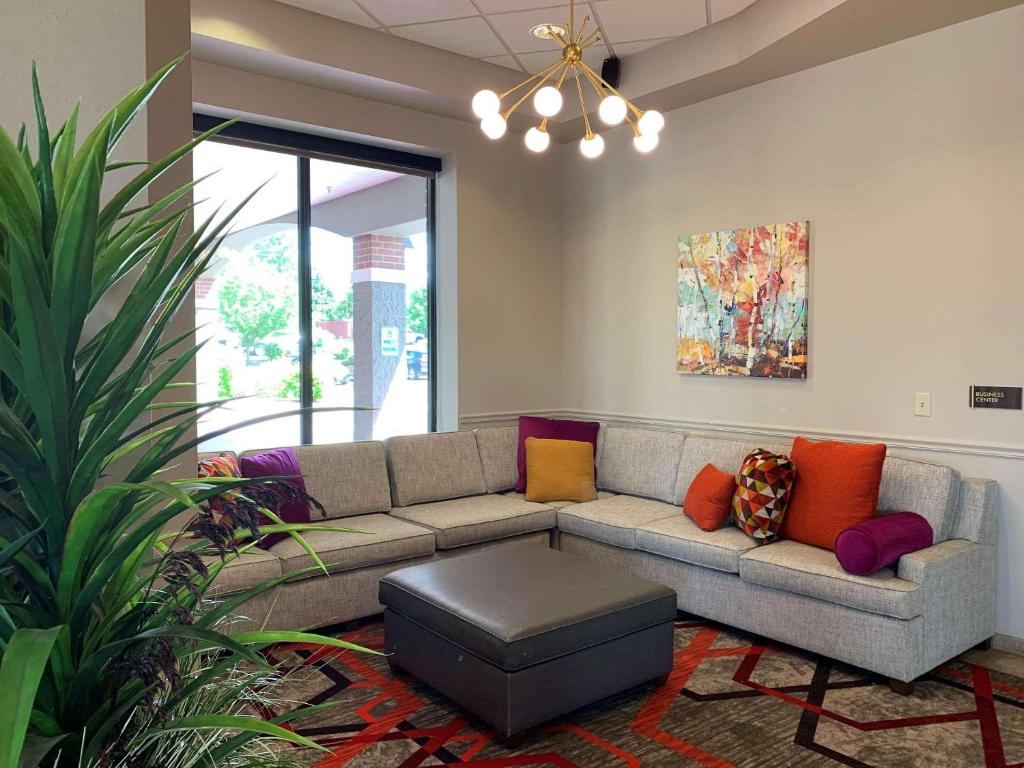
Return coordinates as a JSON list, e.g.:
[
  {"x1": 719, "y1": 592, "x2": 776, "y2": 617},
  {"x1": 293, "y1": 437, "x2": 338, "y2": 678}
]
[
  {"x1": 240, "y1": 441, "x2": 391, "y2": 520},
  {"x1": 597, "y1": 427, "x2": 686, "y2": 503},
  {"x1": 386, "y1": 431, "x2": 487, "y2": 507},
  {"x1": 475, "y1": 426, "x2": 519, "y2": 493},
  {"x1": 877, "y1": 456, "x2": 961, "y2": 543},
  {"x1": 676, "y1": 437, "x2": 791, "y2": 506}
]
